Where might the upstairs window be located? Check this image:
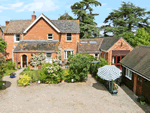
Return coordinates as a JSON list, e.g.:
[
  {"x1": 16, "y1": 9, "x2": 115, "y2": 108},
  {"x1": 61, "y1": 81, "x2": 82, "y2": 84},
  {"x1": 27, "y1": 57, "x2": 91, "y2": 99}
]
[
  {"x1": 66, "y1": 33, "x2": 72, "y2": 42},
  {"x1": 14, "y1": 34, "x2": 20, "y2": 42},
  {"x1": 47, "y1": 34, "x2": 53, "y2": 40}
]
